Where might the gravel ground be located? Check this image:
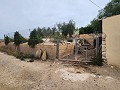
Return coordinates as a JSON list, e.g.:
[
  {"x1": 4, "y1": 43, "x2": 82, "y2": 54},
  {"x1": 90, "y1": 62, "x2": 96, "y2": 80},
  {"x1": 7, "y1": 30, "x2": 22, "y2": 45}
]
[{"x1": 0, "y1": 52, "x2": 120, "y2": 90}]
